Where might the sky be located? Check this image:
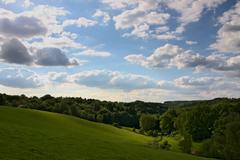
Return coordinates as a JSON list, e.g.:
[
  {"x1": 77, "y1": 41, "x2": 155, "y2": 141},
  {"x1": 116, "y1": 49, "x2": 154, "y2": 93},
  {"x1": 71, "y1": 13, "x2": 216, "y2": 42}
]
[{"x1": 0, "y1": 0, "x2": 239, "y2": 102}]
